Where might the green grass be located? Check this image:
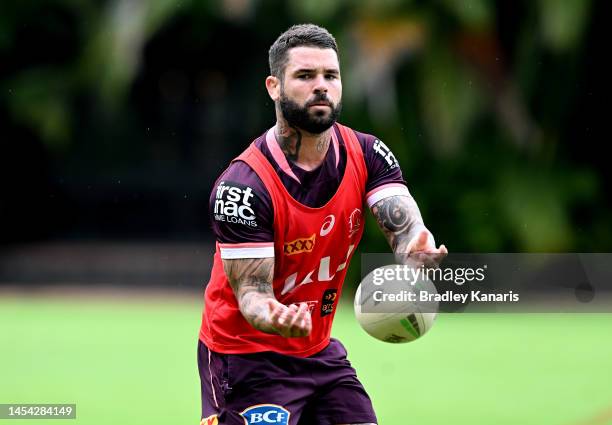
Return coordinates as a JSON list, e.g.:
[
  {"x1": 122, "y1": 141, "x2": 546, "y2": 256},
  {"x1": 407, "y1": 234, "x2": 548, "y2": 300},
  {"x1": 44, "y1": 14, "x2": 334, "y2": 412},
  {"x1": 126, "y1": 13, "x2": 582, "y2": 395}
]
[{"x1": 1, "y1": 295, "x2": 611, "y2": 425}]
